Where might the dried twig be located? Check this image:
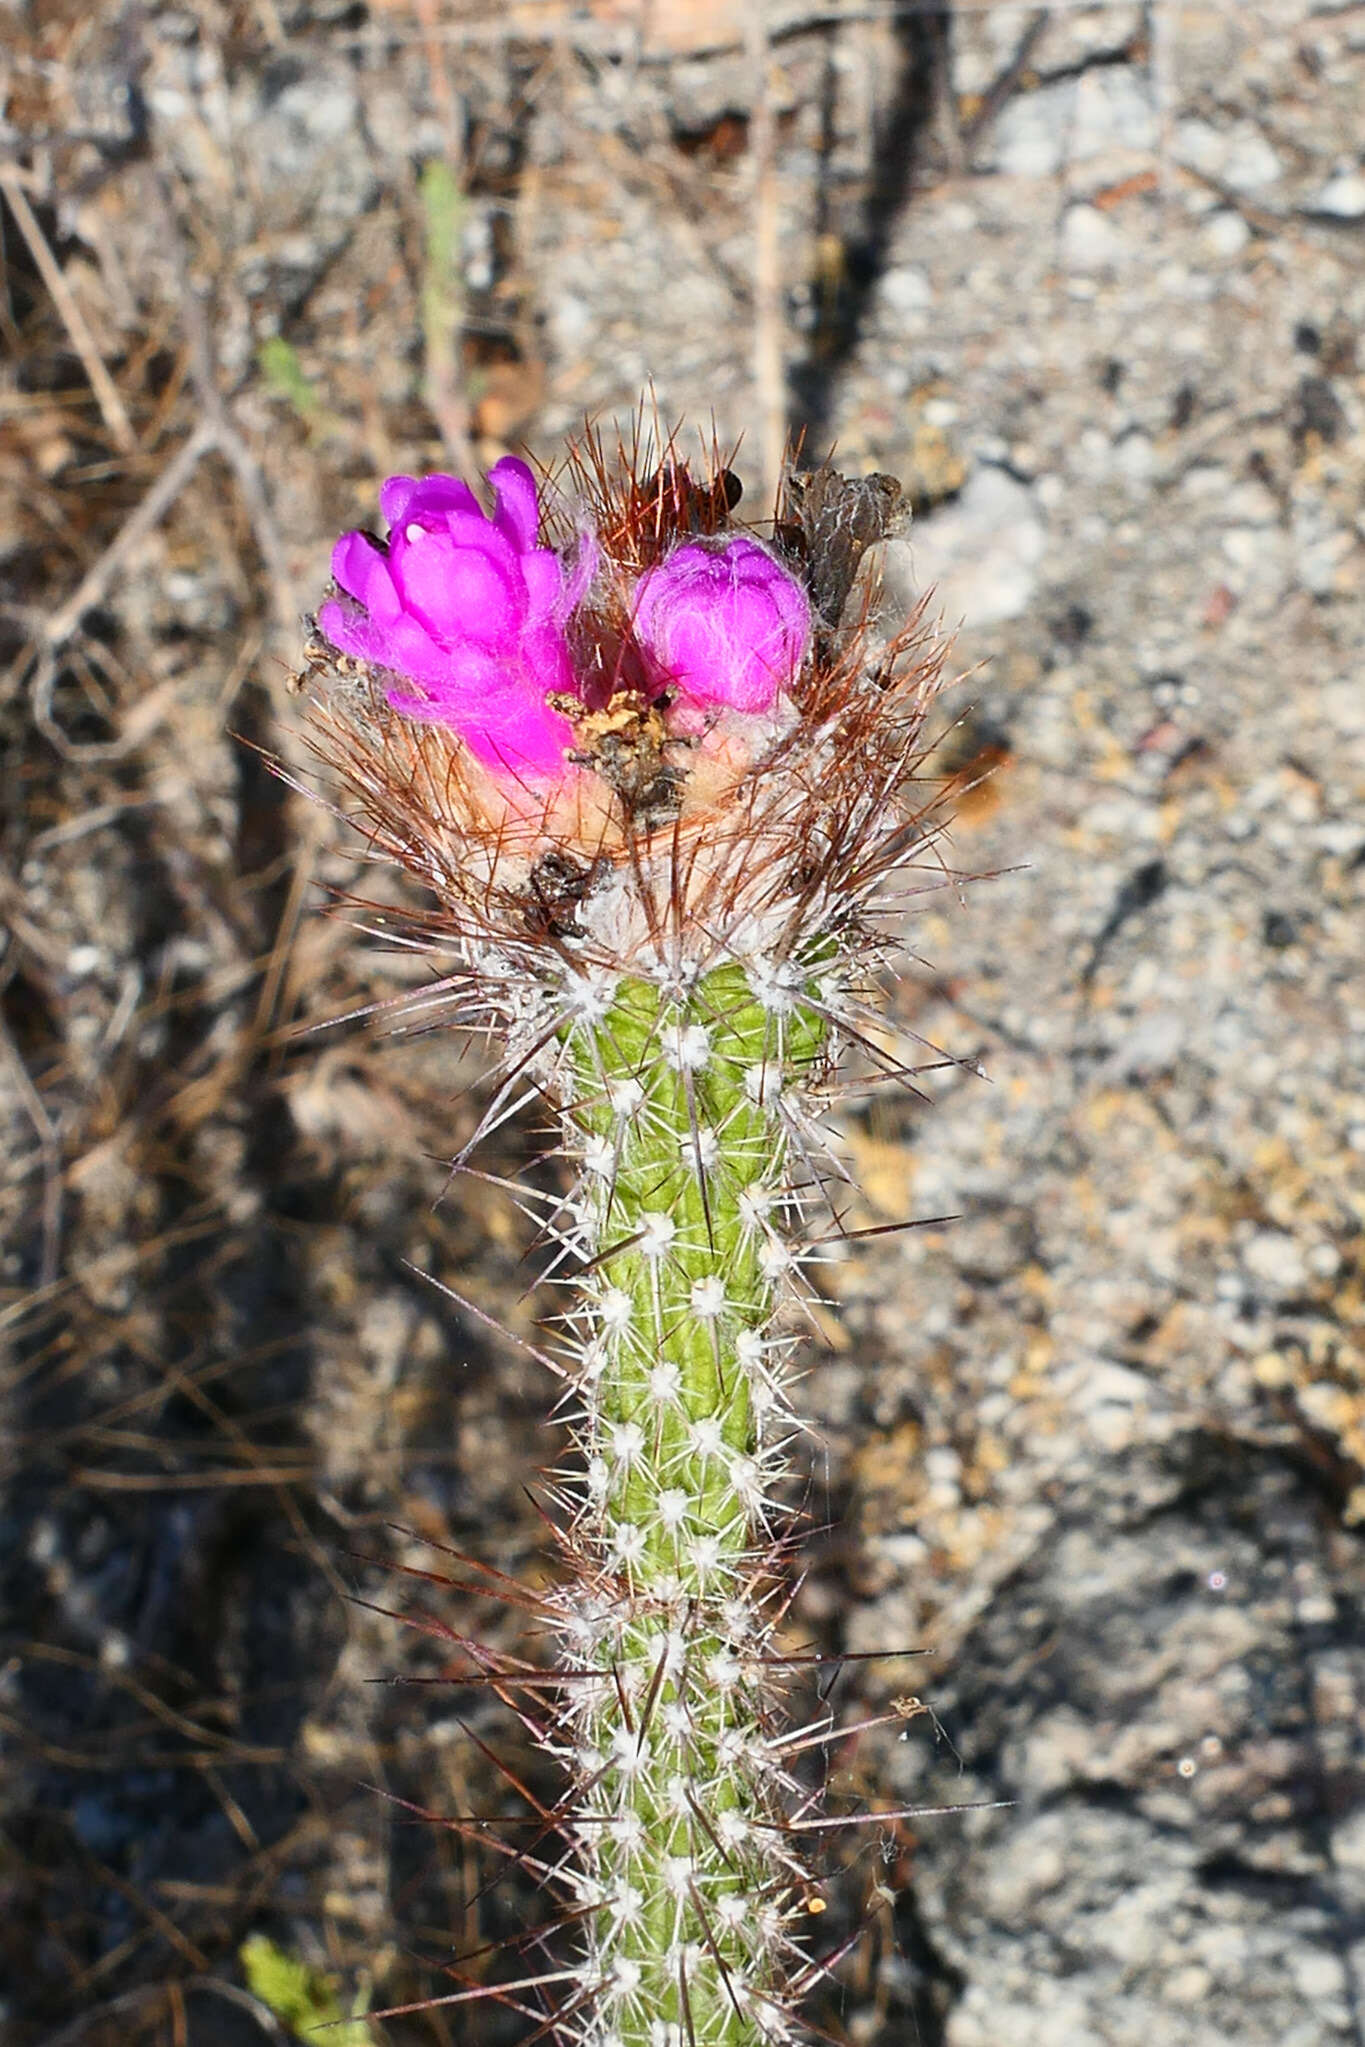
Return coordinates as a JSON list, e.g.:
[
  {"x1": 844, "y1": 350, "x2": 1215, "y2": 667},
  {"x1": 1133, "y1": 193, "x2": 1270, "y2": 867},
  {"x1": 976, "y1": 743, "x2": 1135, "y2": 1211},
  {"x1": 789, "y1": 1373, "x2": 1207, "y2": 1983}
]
[
  {"x1": 957, "y1": 8, "x2": 1050, "y2": 152},
  {"x1": 151, "y1": 173, "x2": 302, "y2": 638},
  {"x1": 251, "y1": 0, "x2": 286, "y2": 41},
  {"x1": 419, "y1": 155, "x2": 482, "y2": 482},
  {"x1": 746, "y1": 0, "x2": 786, "y2": 509},
  {"x1": 0, "y1": 162, "x2": 137, "y2": 455},
  {"x1": 0, "y1": 1011, "x2": 63, "y2": 1290},
  {"x1": 1150, "y1": 0, "x2": 1178, "y2": 211},
  {"x1": 41, "y1": 423, "x2": 217, "y2": 653},
  {"x1": 26, "y1": 422, "x2": 216, "y2": 760}
]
